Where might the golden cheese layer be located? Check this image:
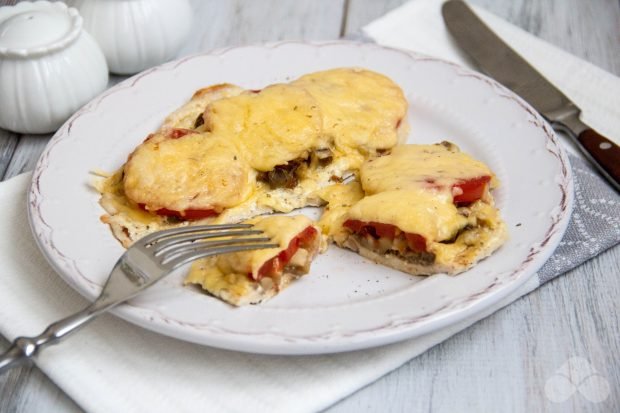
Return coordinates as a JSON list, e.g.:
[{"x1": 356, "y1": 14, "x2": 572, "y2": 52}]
[
  {"x1": 430, "y1": 200, "x2": 505, "y2": 267},
  {"x1": 317, "y1": 181, "x2": 365, "y2": 241},
  {"x1": 99, "y1": 169, "x2": 166, "y2": 226},
  {"x1": 185, "y1": 215, "x2": 316, "y2": 297},
  {"x1": 123, "y1": 132, "x2": 255, "y2": 212},
  {"x1": 293, "y1": 68, "x2": 408, "y2": 163},
  {"x1": 162, "y1": 83, "x2": 245, "y2": 130},
  {"x1": 203, "y1": 84, "x2": 326, "y2": 171},
  {"x1": 104, "y1": 68, "x2": 409, "y2": 233},
  {"x1": 345, "y1": 189, "x2": 468, "y2": 242},
  {"x1": 361, "y1": 142, "x2": 496, "y2": 194}
]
